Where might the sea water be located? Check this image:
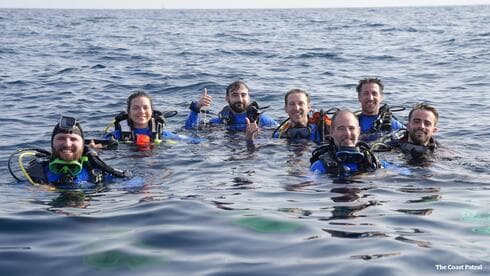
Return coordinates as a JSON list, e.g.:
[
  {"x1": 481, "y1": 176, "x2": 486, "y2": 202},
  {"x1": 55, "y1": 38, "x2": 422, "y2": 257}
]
[{"x1": 0, "y1": 6, "x2": 489, "y2": 275}]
